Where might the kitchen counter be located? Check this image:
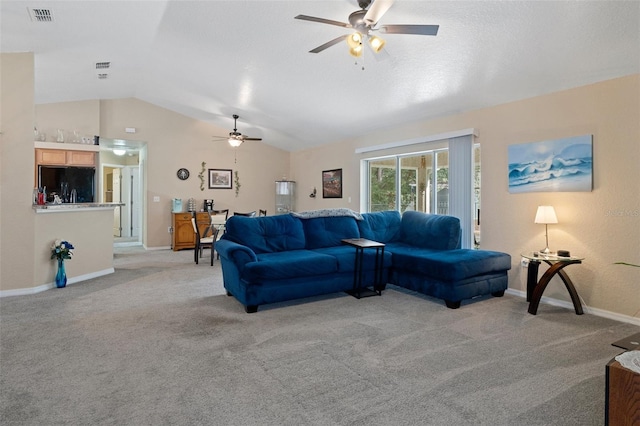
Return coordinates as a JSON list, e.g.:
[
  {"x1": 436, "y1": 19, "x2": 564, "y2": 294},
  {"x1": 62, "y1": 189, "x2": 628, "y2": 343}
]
[{"x1": 33, "y1": 203, "x2": 124, "y2": 213}]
